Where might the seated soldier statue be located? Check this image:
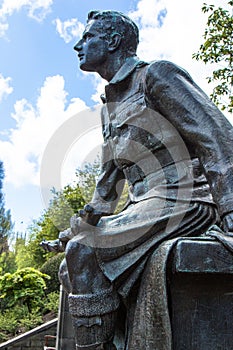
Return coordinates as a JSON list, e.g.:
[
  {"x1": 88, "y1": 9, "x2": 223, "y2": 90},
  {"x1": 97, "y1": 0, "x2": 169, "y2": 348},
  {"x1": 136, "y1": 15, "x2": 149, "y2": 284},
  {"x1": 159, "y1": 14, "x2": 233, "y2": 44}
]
[{"x1": 42, "y1": 10, "x2": 233, "y2": 350}]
